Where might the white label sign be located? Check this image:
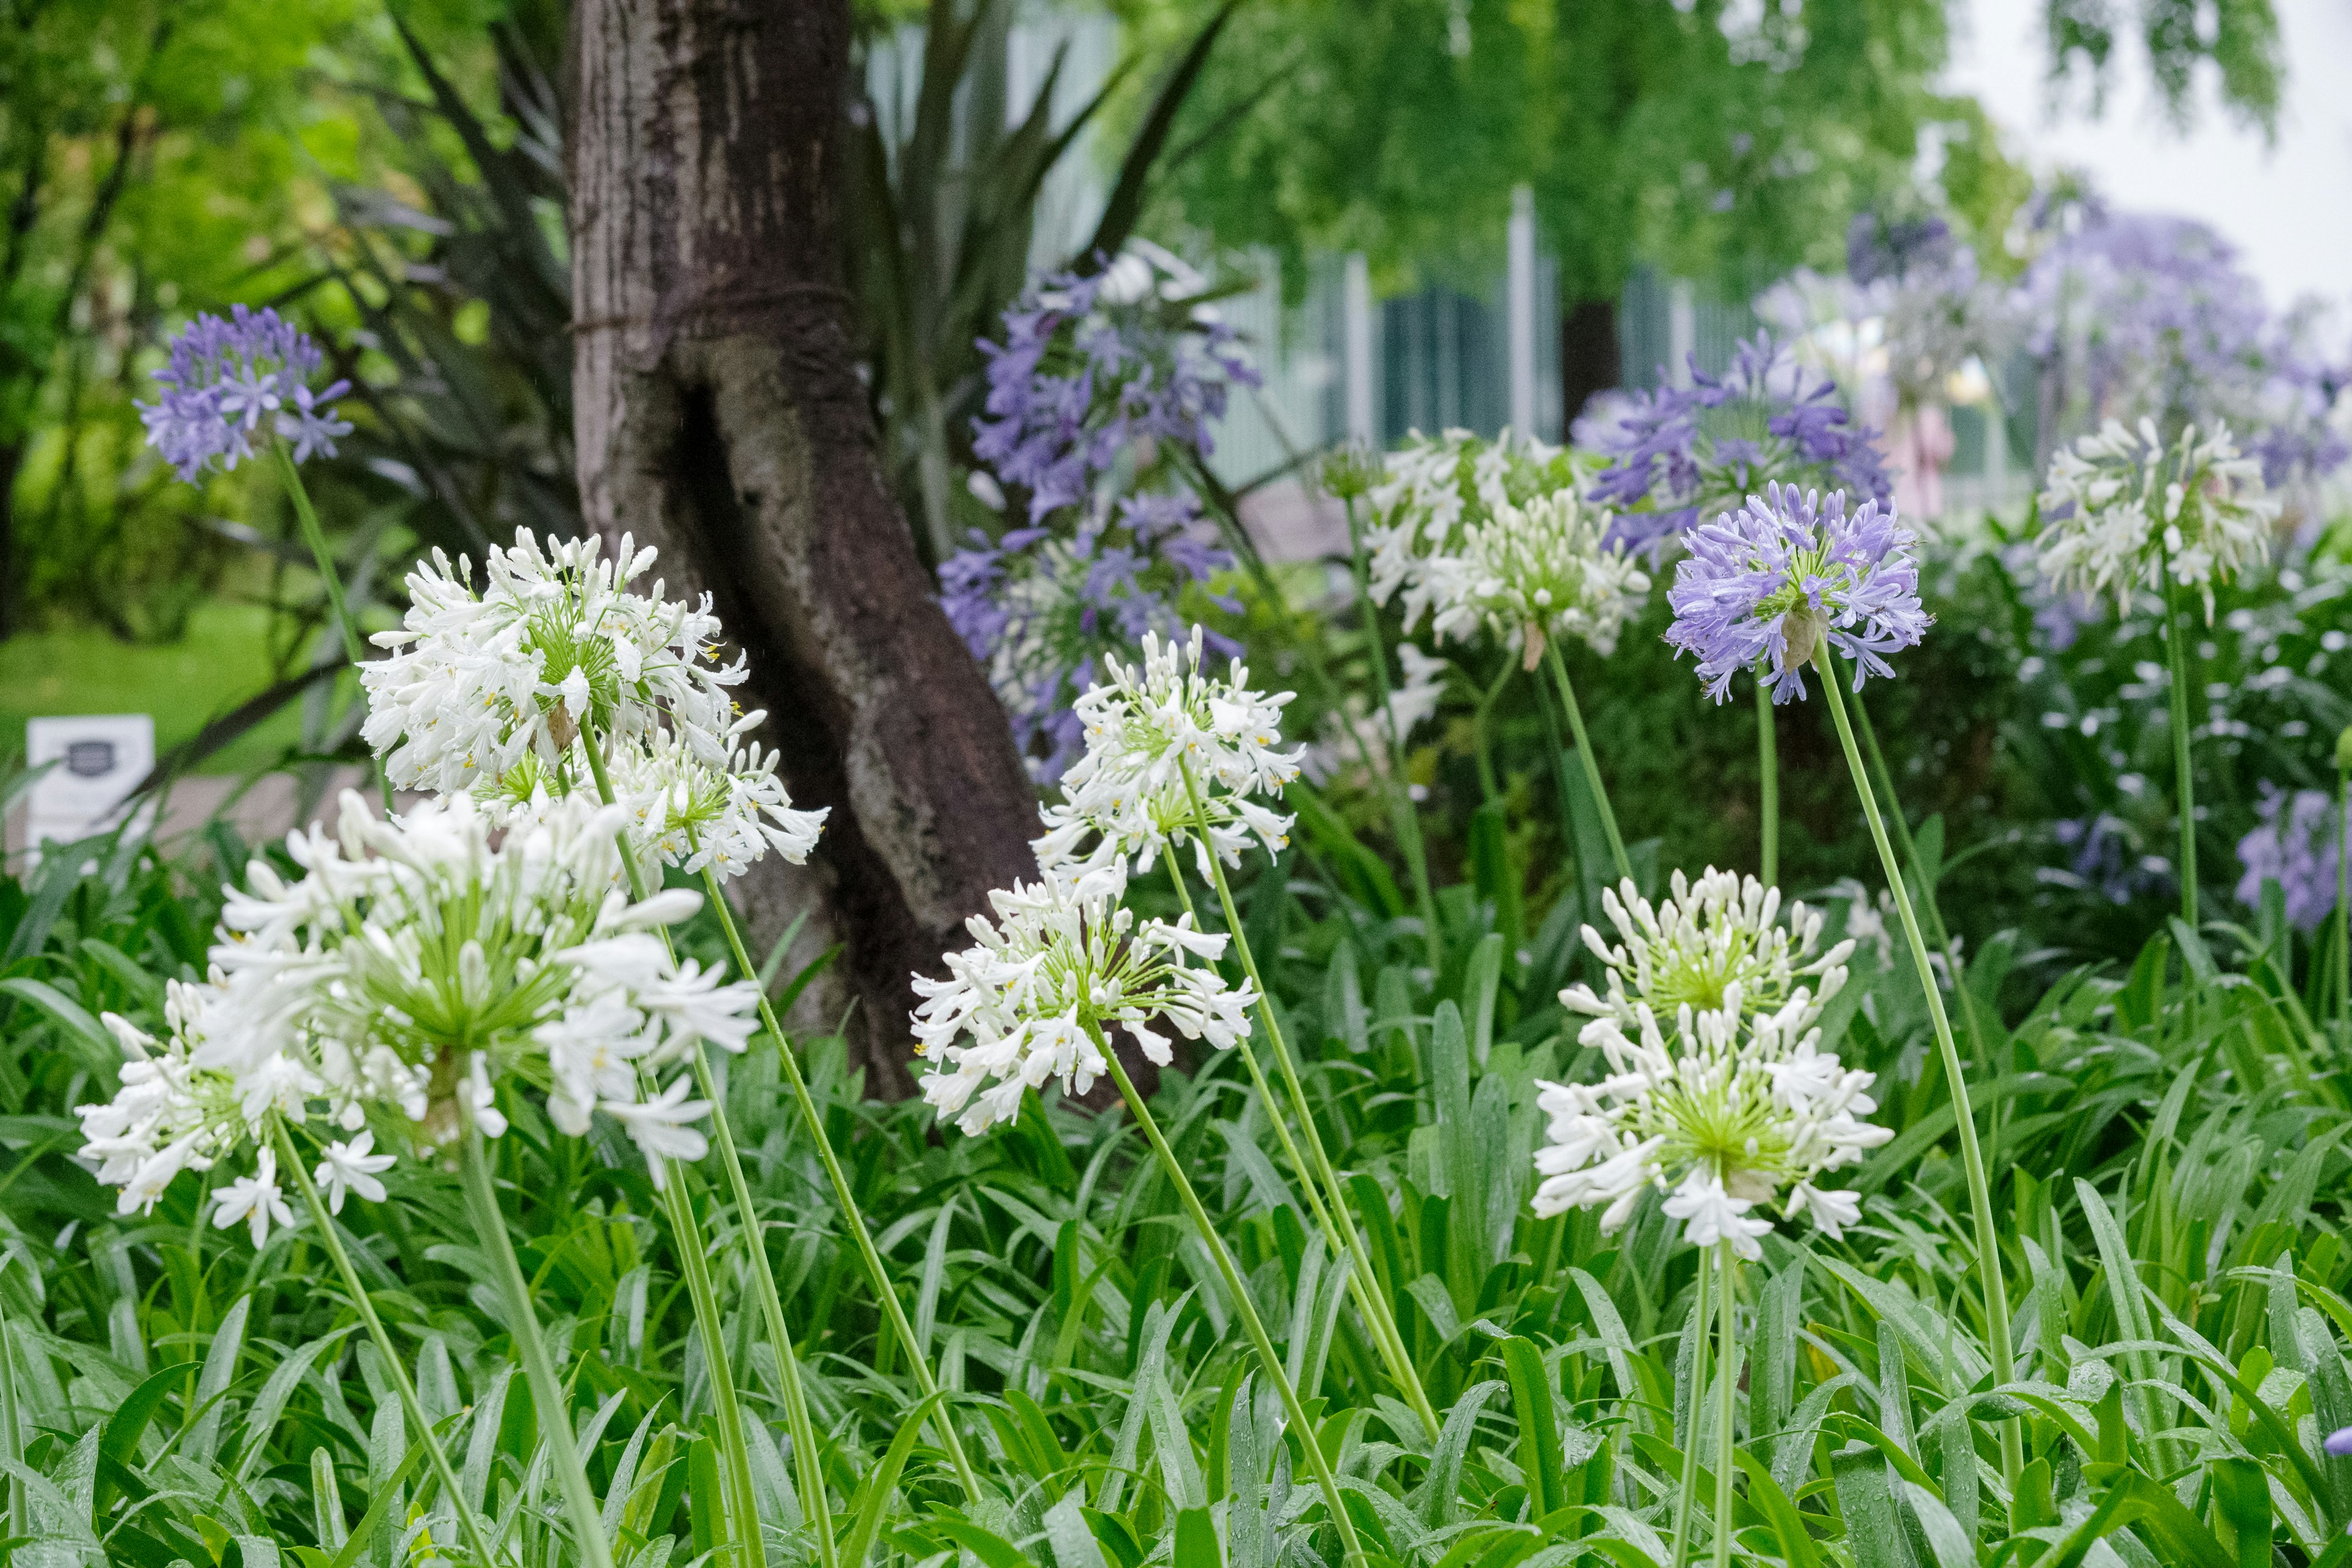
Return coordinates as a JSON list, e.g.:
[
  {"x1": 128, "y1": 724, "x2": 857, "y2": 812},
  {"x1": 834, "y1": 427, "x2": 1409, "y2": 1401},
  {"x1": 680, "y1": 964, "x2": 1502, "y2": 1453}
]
[{"x1": 25, "y1": 714, "x2": 156, "y2": 848}]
